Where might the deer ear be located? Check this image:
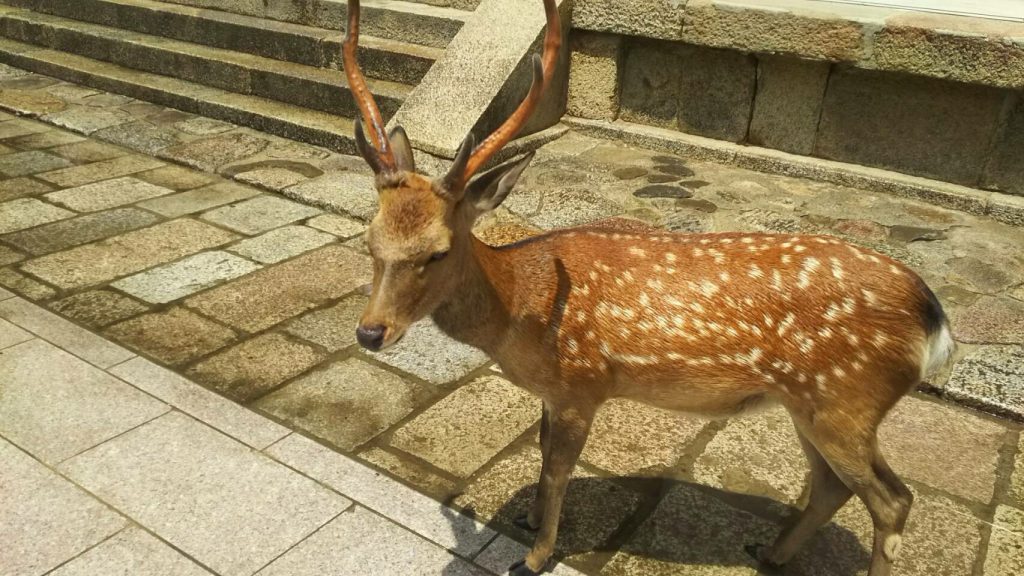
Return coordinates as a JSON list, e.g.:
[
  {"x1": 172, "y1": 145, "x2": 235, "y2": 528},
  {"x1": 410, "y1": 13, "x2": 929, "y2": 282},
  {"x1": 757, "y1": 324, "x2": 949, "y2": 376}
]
[
  {"x1": 354, "y1": 118, "x2": 384, "y2": 175},
  {"x1": 388, "y1": 125, "x2": 416, "y2": 173},
  {"x1": 464, "y1": 152, "x2": 535, "y2": 213}
]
